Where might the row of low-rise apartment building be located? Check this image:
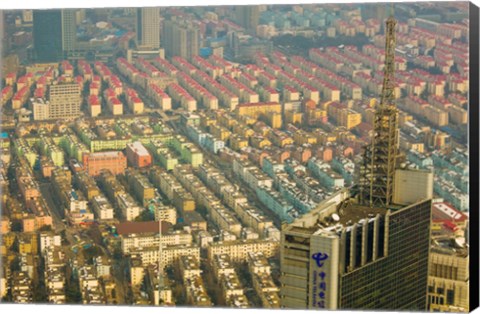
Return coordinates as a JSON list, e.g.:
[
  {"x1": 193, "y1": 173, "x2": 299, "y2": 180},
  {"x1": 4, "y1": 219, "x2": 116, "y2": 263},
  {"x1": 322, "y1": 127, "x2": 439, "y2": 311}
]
[
  {"x1": 14, "y1": 157, "x2": 53, "y2": 232},
  {"x1": 73, "y1": 171, "x2": 101, "y2": 201},
  {"x1": 275, "y1": 52, "x2": 344, "y2": 101},
  {"x1": 261, "y1": 60, "x2": 321, "y2": 103},
  {"x1": 147, "y1": 83, "x2": 172, "y2": 111},
  {"x1": 147, "y1": 139, "x2": 178, "y2": 170},
  {"x1": 231, "y1": 156, "x2": 304, "y2": 222},
  {"x1": 14, "y1": 137, "x2": 38, "y2": 167},
  {"x1": 433, "y1": 178, "x2": 468, "y2": 212},
  {"x1": 219, "y1": 73, "x2": 260, "y2": 104},
  {"x1": 127, "y1": 243, "x2": 200, "y2": 270},
  {"x1": 151, "y1": 57, "x2": 179, "y2": 77},
  {"x1": 78, "y1": 265, "x2": 105, "y2": 304},
  {"x1": 246, "y1": 251, "x2": 280, "y2": 308},
  {"x1": 184, "y1": 274, "x2": 213, "y2": 306},
  {"x1": 422, "y1": 103, "x2": 450, "y2": 128},
  {"x1": 207, "y1": 239, "x2": 279, "y2": 262},
  {"x1": 430, "y1": 150, "x2": 469, "y2": 211},
  {"x1": 232, "y1": 157, "x2": 273, "y2": 191},
  {"x1": 166, "y1": 83, "x2": 197, "y2": 112},
  {"x1": 44, "y1": 245, "x2": 66, "y2": 304},
  {"x1": 59, "y1": 132, "x2": 91, "y2": 162},
  {"x1": 177, "y1": 256, "x2": 212, "y2": 306},
  {"x1": 288, "y1": 56, "x2": 340, "y2": 101},
  {"x1": 103, "y1": 88, "x2": 123, "y2": 115},
  {"x1": 117, "y1": 222, "x2": 193, "y2": 255},
  {"x1": 149, "y1": 166, "x2": 196, "y2": 215},
  {"x1": 173, "y1": 164, "x2": 242, "y2": 237},
  {"x1": 90, "y1": 194, "x2": 115, "y2": 220},
  {"x1": 96, "y1": 167, "x2": 125, "y2": 201},
  {"x1": 185, "y1": 123, "x2": 226, "y2": 155},
  {"x1": 304, "y1": 50, "x2": 363, "y2": 100},
  {"x1": 208, "y1": 253, "x2": 248, "y2": 308},
  {"x1": 0, "y1": 247, "x2": 9, "y2": 296},
  {"x1": 275, "y1": 172, "x2": 318, "y2": 214},
  {"x1": 192, "y1": 55, "x2": 224, "y2": 79},
  {"x1": 170, "y1": 135, "x2": 204, "y2": 167},
  {"x1": 171, "y1": 56, "x2": 198, "y2": 76},
  {"x1": 35, "y1": 136, "x2": 64, "y2": 167},
  {"x1": 124, "y1": 87, "x2": 144, "y2": 114},
  {"x1": 197, "y1": 163, "x2": 274, "y2": 232},
  {"x1": 176, "y1": 71, "x2": 219, "y2": 110},
  {"x1": 11, "y1": 271, "x2": 33, "y2": 303},
  {"x1": 2, "y1": 85, "x2": 14, "y2": 106},
  {"x1": 125, "y1": 168, "x2": 155, "y2": 206},
  {"x1": 192, "y1": 65, "x2": 239, "y2": 110},
  {"x1": 128, "y1": 256, "x2": 173, "y2": 305},
  {"x1": 50, "y1": 167, "x2": 93, "y2": 225},
  {"x1": 115, "y1": 192, "x2": 142, "y2": 221},
  {"x1": 307, "y1": 157, "x2": 345, "y2": 191}
]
